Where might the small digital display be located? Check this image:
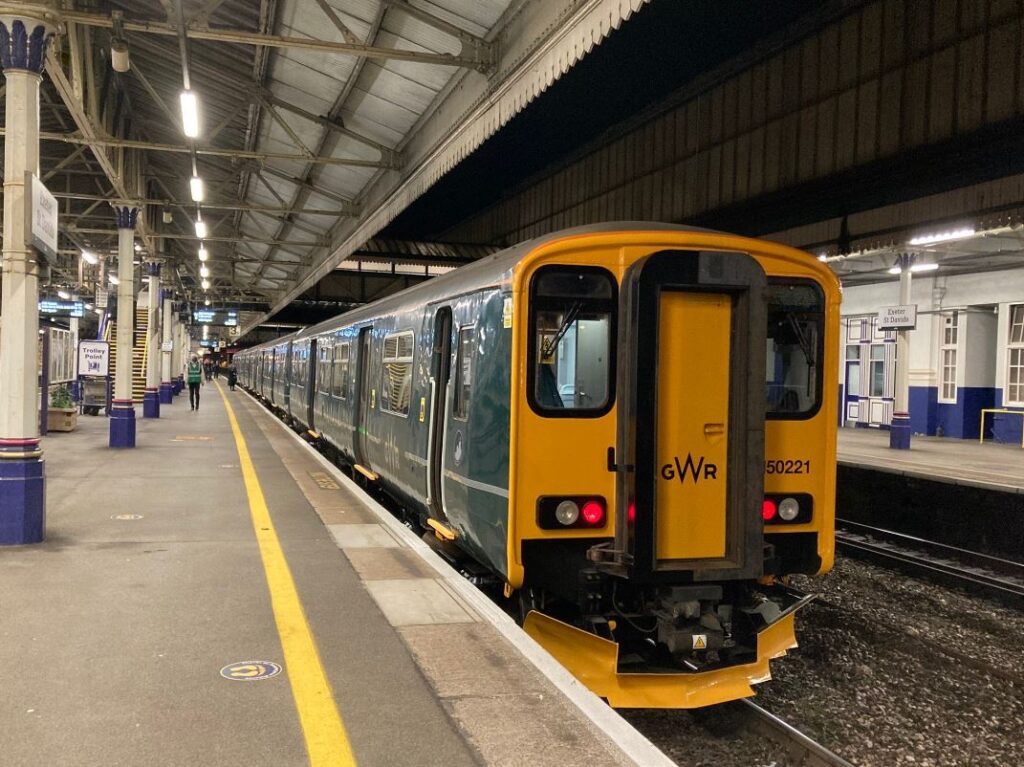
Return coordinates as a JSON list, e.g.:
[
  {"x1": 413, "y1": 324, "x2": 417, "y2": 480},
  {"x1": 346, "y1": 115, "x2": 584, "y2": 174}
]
[
  {"x1": 192, "y1": 309, "x2": 238, "y2": 327},
  {"x1": 40, "y1": 299, "x2": 84, "y2": 318}
]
